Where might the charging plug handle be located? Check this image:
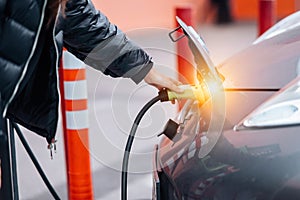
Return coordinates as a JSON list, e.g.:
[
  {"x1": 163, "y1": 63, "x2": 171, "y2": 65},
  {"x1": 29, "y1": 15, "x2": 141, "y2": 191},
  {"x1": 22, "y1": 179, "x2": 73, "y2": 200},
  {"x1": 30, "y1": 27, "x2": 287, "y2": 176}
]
[{"x1": 159, "y1": 85, "x2": 206, "y2": 102}]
